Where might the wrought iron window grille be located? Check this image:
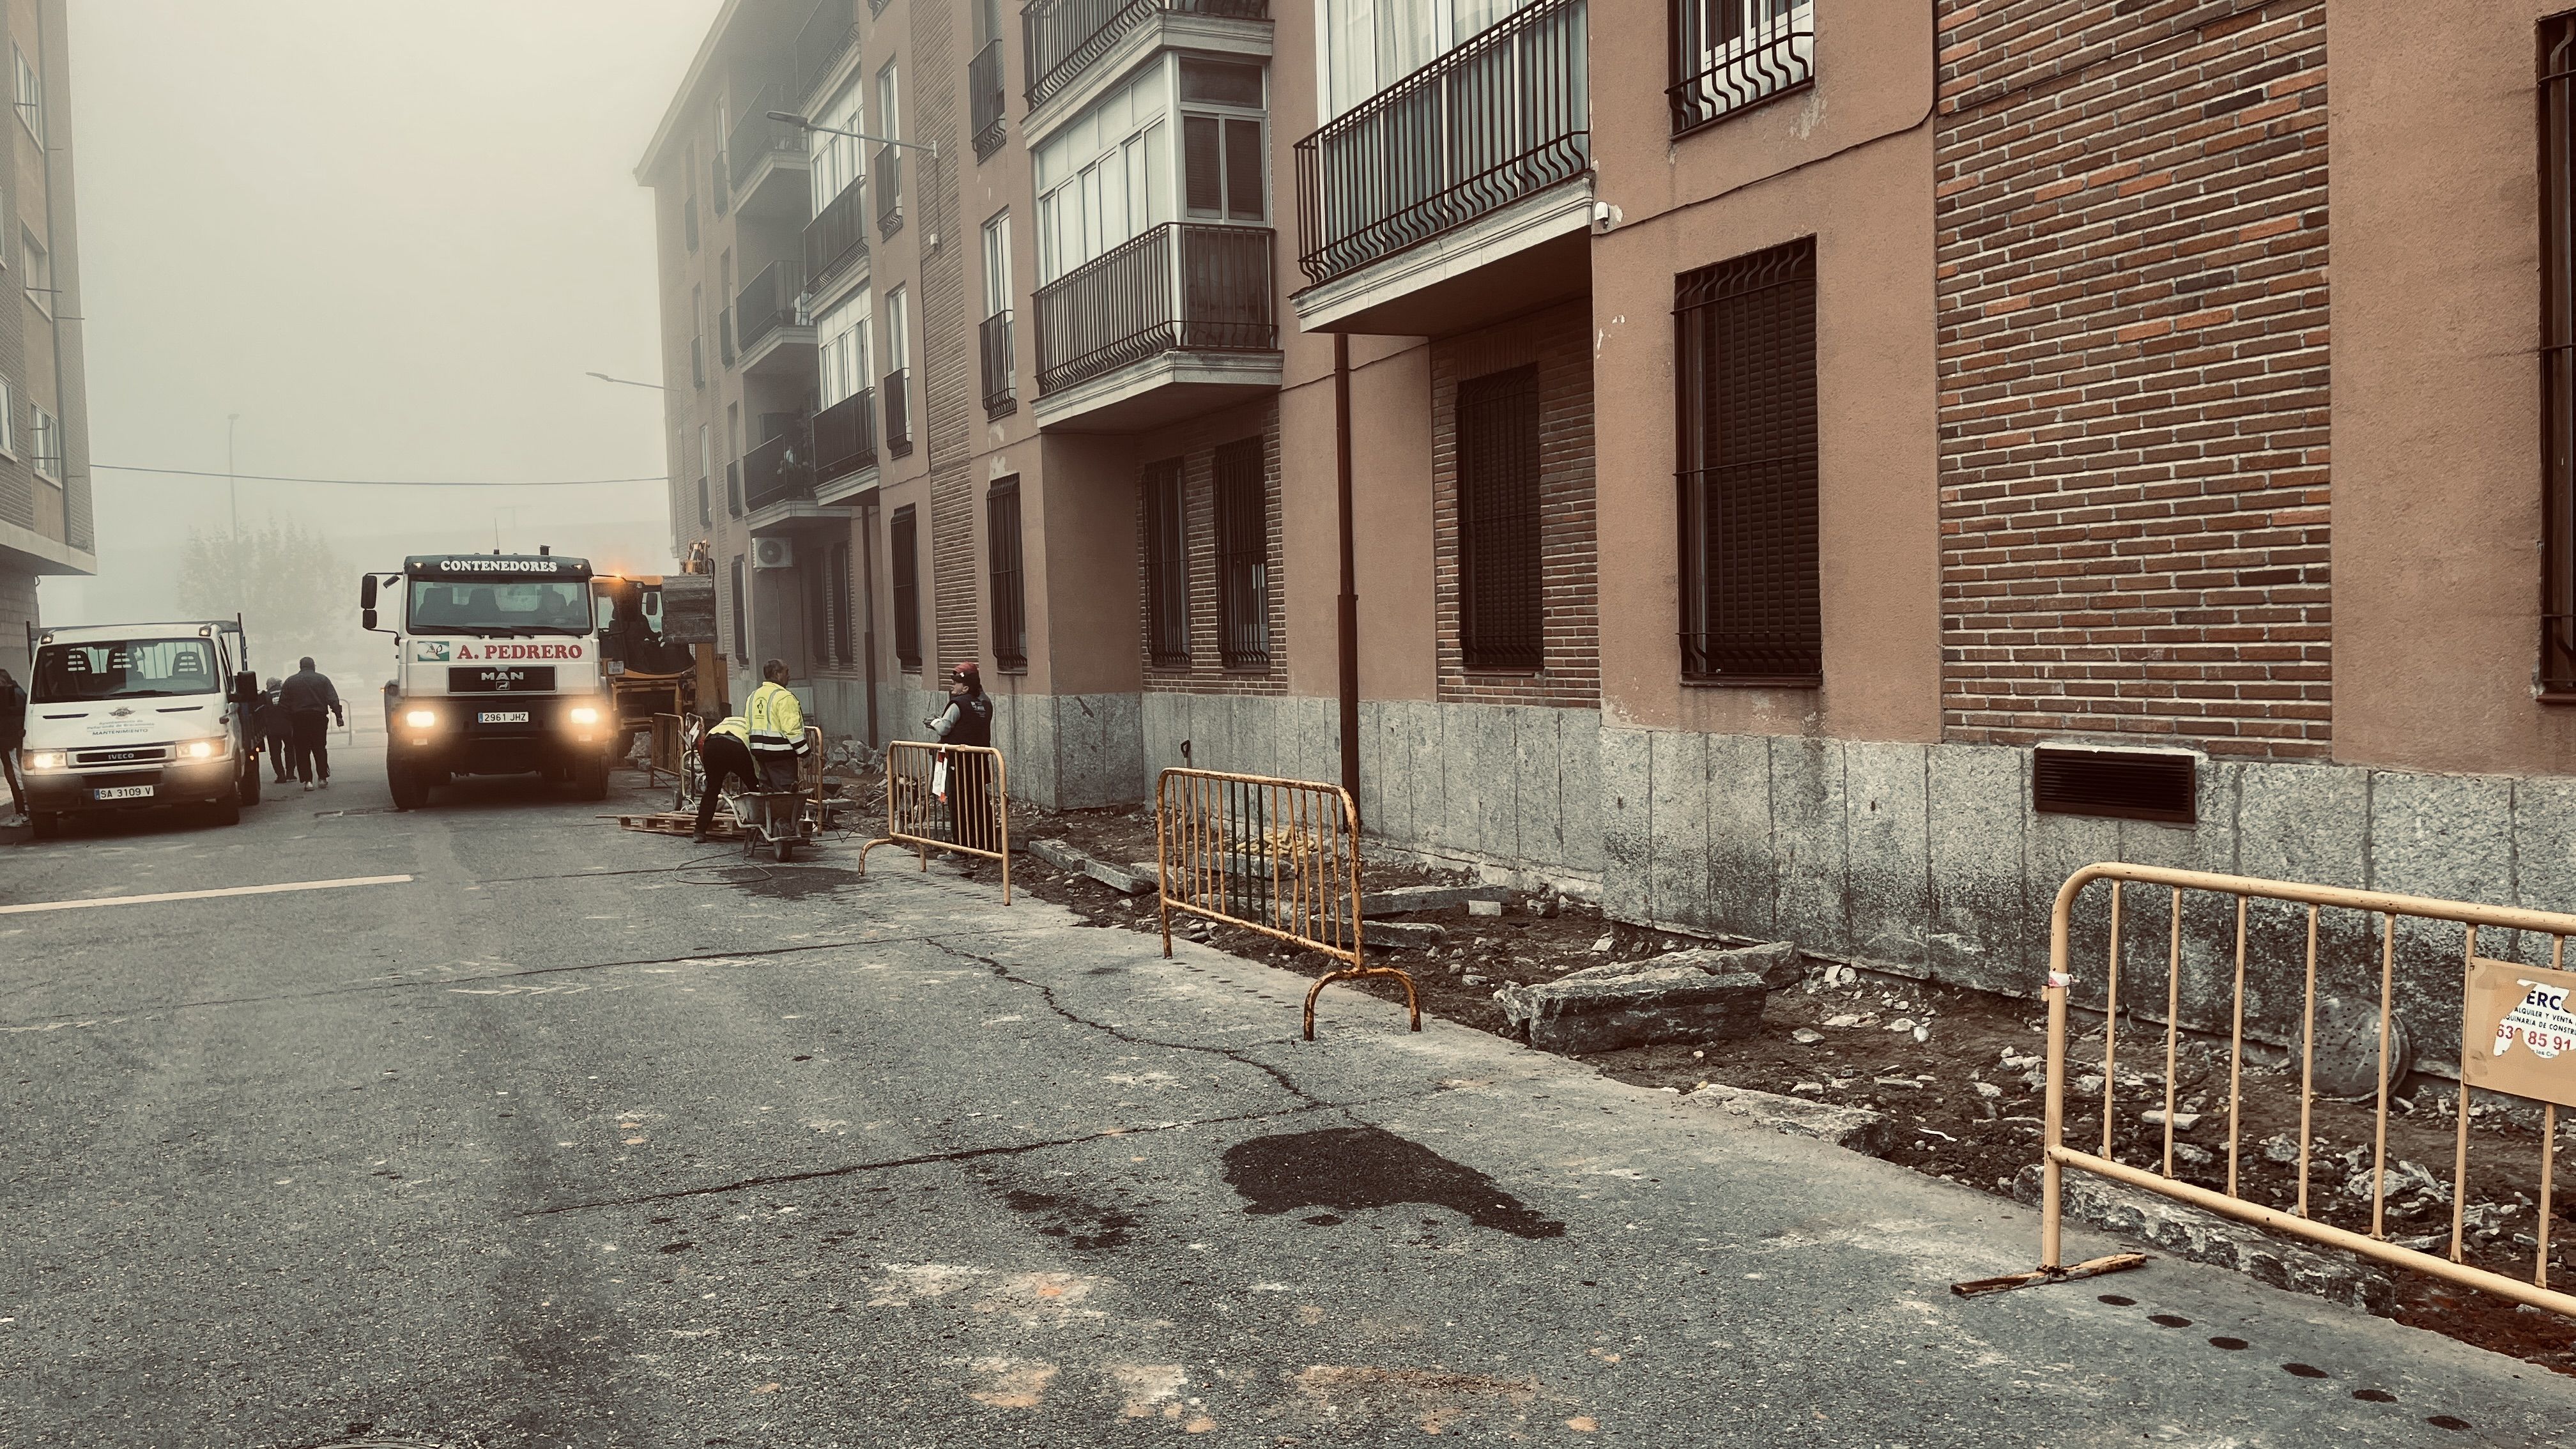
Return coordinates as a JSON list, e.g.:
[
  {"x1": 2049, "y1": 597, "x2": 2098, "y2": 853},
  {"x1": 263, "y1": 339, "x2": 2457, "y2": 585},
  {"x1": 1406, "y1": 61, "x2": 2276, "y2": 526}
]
[
  {"x1": 1675, "y1": 236, "x2": 1821, "y2": 684},
  {"x1": 1457, "y1": 365, "x2": 1544, "y2": 671},
  {"x1": 988, "y1": 479, "x2": 1029, "y2": 670},
  {"x1": 1667, "y1": 0, "x2": 1813, "y2": 137},
  {"x1": 1144, "y1": 457, "x2": 1190, "y2": 665},
  {"x1": 2543, "y1": 18, "x2": 2576, "y2": 697},
  {"x1": 971, "y1": 38, "x2": 1009, "y2": 160},
  {"x1": 891, "y1": 503, "x2": 922, "y2": 667},
  {"x1": 1213, "y1": 437, "x2": 1270, "y2": 668},
  {"x1": 981, "y1": 310, "x2": 1018, "y2": 416}
]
